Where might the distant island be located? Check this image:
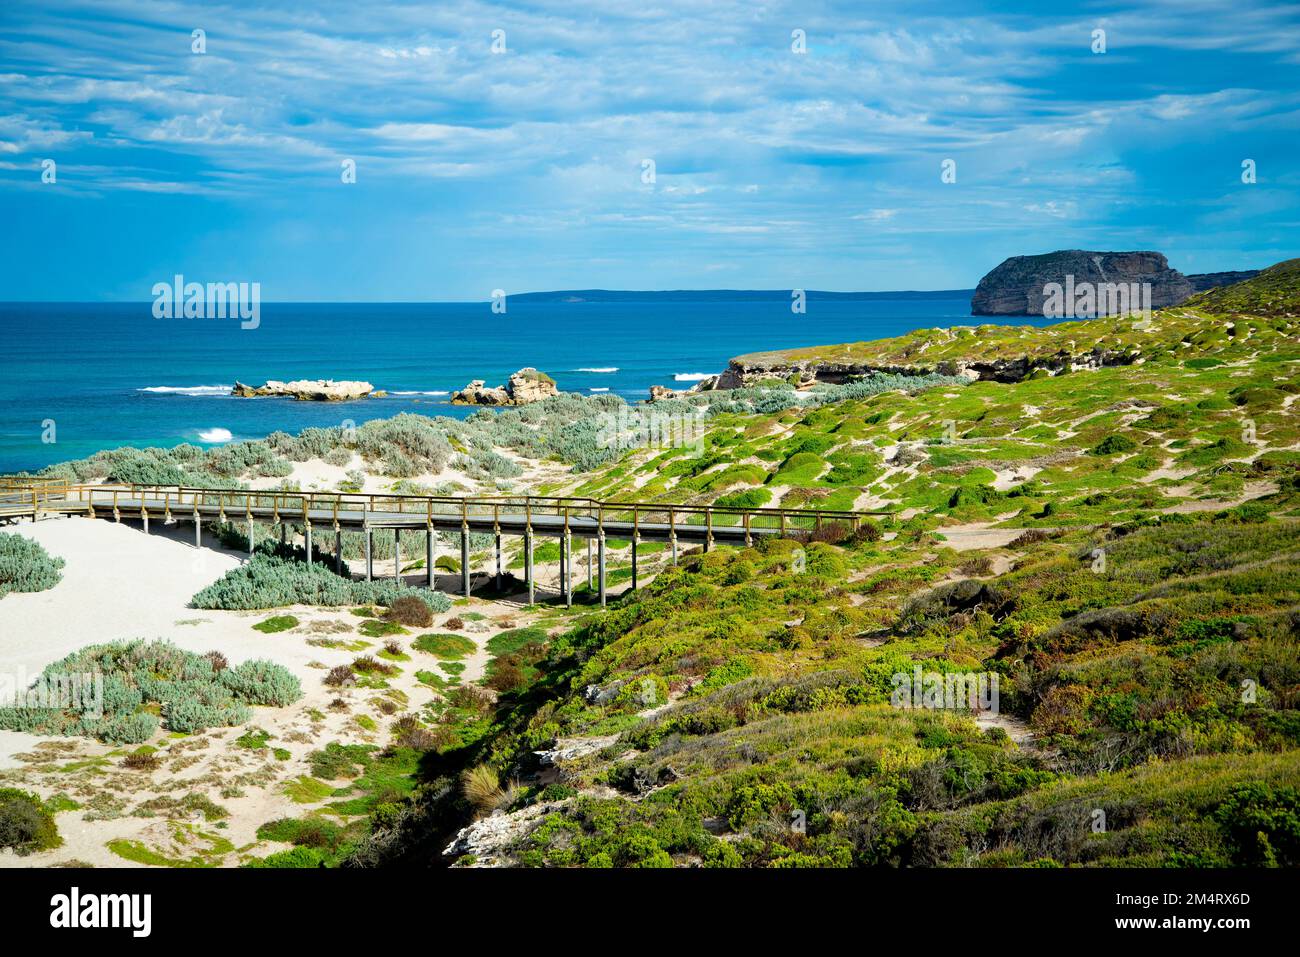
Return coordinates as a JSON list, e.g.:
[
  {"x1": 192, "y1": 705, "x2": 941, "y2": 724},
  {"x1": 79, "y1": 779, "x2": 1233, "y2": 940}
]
[
  {"x1": 506, "y1": 252, "x2": 1260, "y2": 318},
  {"x1": 508, "y1": 288, "x2": 974, "y2": 303}
]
